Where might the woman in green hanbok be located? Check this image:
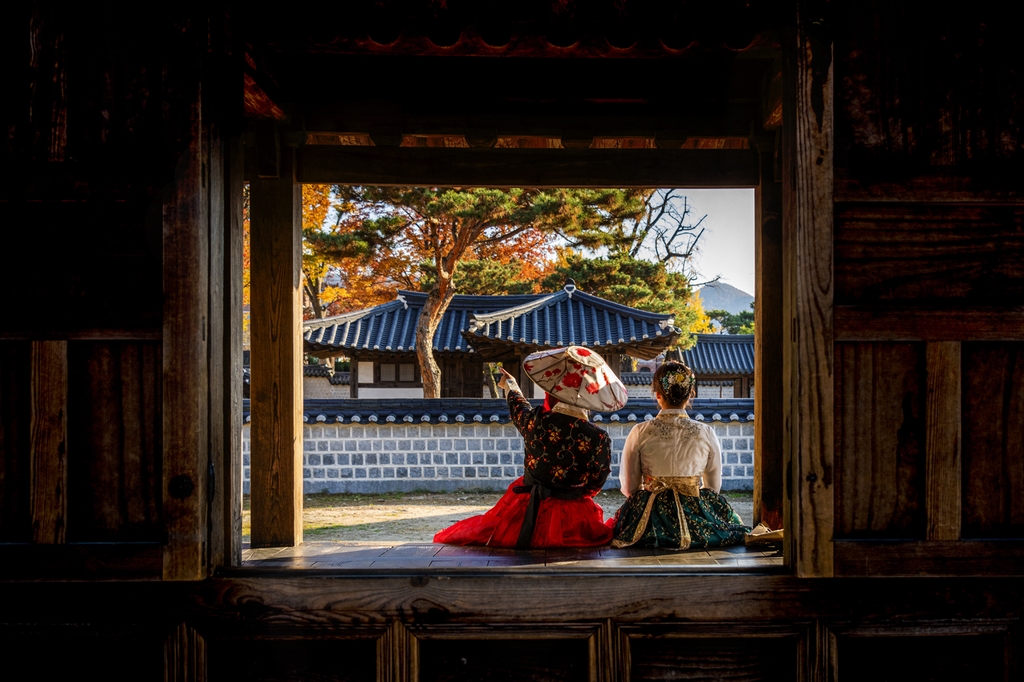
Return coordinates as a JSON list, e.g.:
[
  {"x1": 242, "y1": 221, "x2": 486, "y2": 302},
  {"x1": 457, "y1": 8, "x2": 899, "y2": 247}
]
[{"x1": 608, "y1": 362, "x2": 750, "y2": 550}]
